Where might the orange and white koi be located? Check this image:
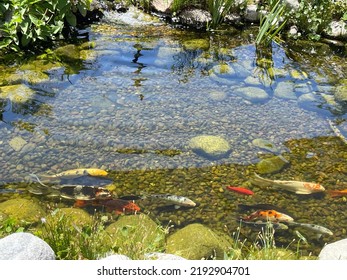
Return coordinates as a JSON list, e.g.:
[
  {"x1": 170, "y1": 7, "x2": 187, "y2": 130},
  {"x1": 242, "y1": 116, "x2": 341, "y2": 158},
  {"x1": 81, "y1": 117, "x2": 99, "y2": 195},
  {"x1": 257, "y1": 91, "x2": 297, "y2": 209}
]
[
  {"x1": 241, "y1": 209, "x2": 294, "y2": 223},
  {"x1": 252, "y1": 173, "x2": 325, "y2": 194}
]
